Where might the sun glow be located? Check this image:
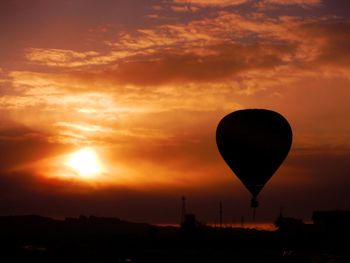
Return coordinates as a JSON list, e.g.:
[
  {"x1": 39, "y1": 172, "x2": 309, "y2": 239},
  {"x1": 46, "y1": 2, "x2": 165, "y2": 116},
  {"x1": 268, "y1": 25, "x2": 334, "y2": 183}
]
[{"x1": 66, "y1": 148, "x2": 102, "y2": 178}]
